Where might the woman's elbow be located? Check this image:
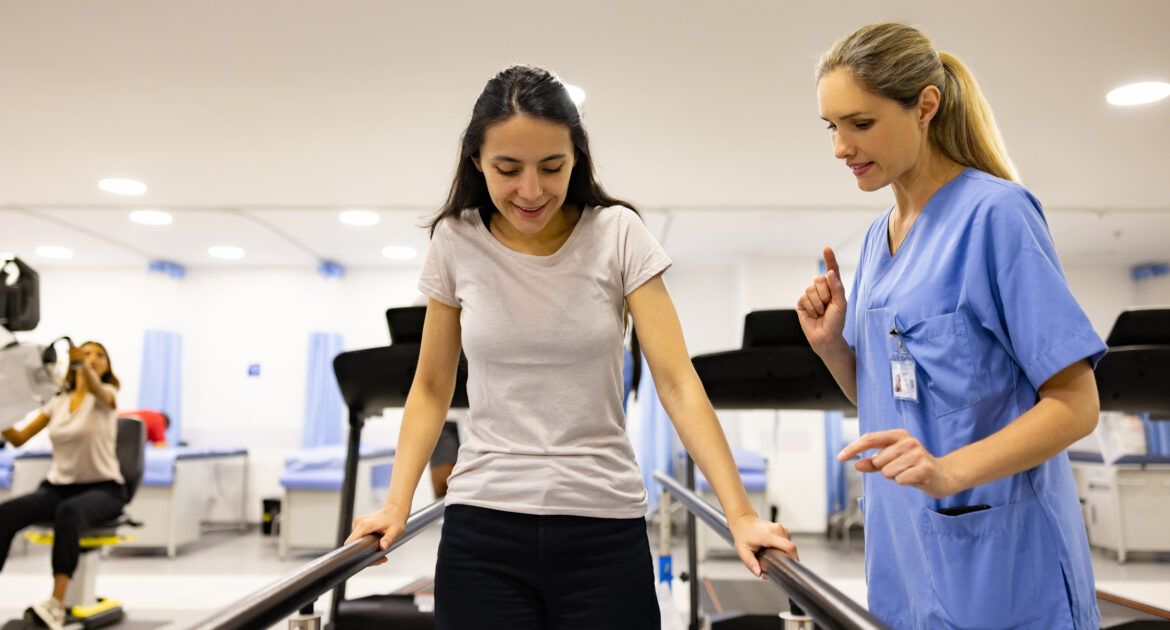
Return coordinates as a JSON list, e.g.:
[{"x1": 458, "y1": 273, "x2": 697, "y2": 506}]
[
  {"x1": 408, "y1": 377, "x2": 455, "y2": 406},
  {"x1": 1076, "y1": 396, "x2": 1100, "y2": 440}
]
